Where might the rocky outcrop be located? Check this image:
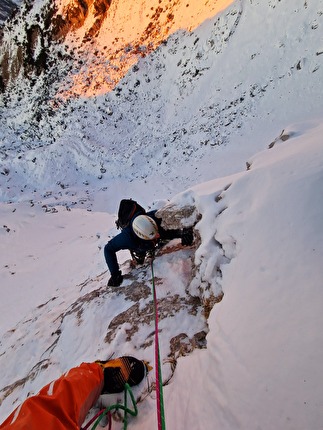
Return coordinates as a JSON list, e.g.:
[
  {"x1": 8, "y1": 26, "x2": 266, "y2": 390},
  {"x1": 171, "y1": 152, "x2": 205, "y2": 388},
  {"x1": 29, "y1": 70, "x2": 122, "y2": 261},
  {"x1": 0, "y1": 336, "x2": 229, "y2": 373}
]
[
  {"x1": 0, "y1": 0, "x2": 112, "y2": 90},
  {"x1": 156, "y1": 203, "x2": 200, "y2": 230},
  {"x1": 52, "y1": 0, "x2": 112, "y2": 41},
  {"x1": 0, "y1": 0, "x2": 17, "y2": 26},
  {"x1": 0, "y1": 1, "x2": 56, "y2": 88}
]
